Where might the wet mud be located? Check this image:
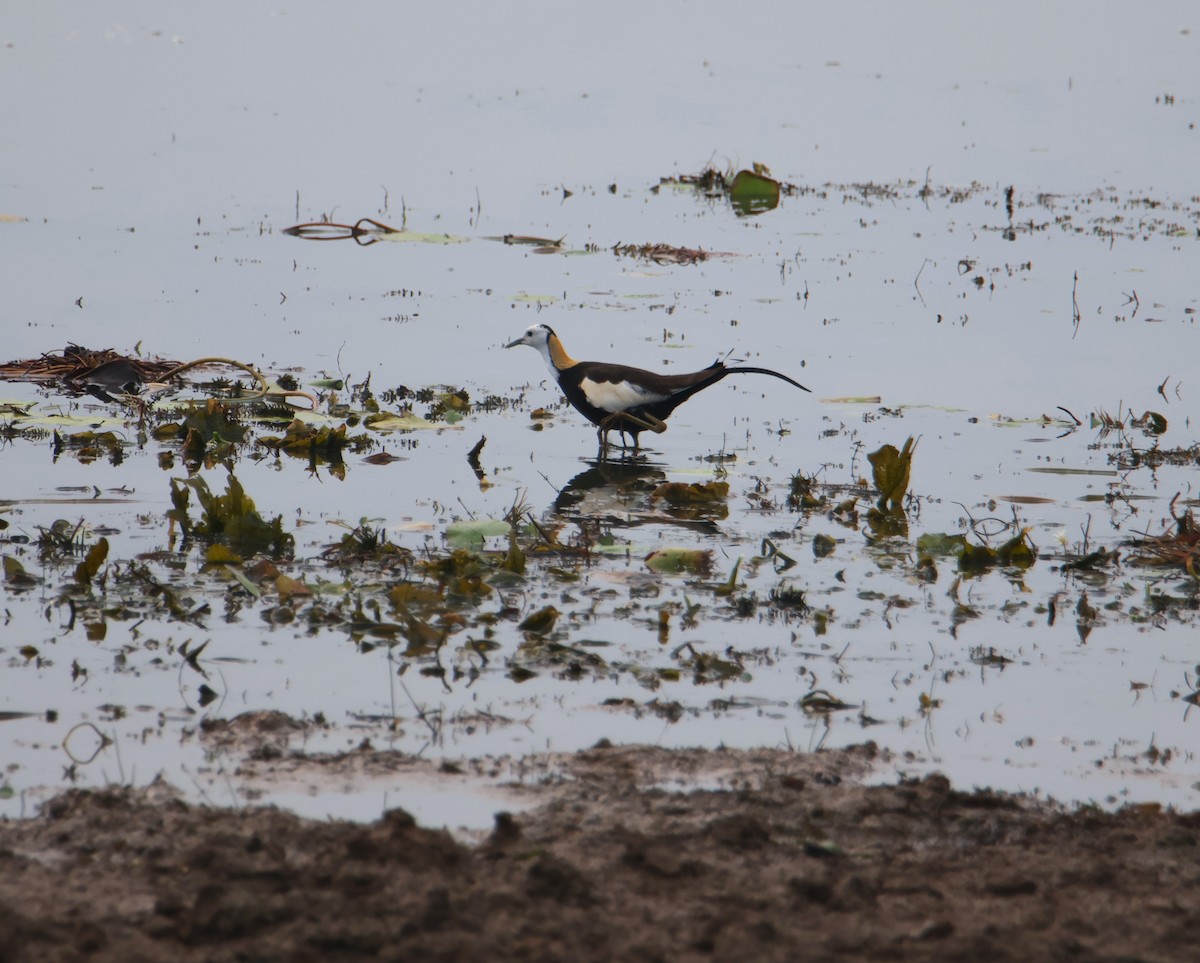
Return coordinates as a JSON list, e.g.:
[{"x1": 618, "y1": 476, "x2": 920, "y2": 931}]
[{"x1": 2, "y1": 741, "x2": 1197, "y2": 963}]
